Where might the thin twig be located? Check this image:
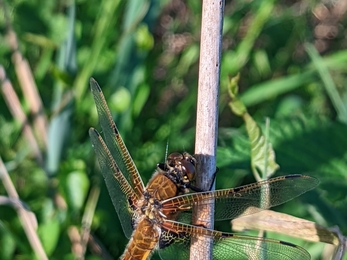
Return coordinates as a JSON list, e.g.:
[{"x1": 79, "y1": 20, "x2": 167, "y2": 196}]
[
  {"x1": 192, "y1": 0, "x2": 224, "y2": 259},
  {"x1": 0, "y1": 66, "x2": 43, "y2": 165},
  {"x1": 80, "y1": 186, "x2": 100, "y2": 259},
  {"x1": 68, "y1": 186, "x2": 100, "y2": 260},
  {"x1": 0, "y1": 157, "x2": 48, "y2": 260}
]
